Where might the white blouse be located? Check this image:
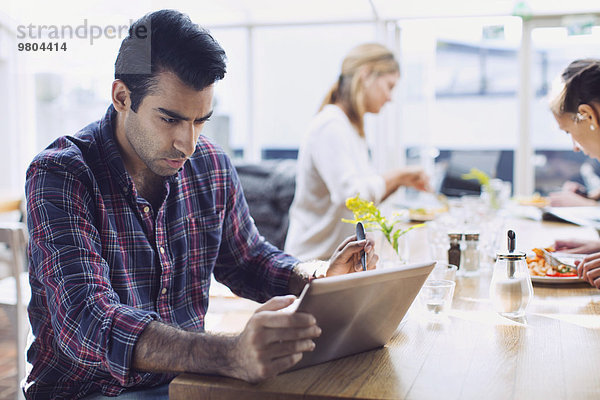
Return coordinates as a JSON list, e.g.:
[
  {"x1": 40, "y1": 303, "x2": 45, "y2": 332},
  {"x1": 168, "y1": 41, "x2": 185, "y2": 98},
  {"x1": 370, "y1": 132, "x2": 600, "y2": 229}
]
[{"x1": 285, "y1": 105, "x2": 385, "y2": 261}]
